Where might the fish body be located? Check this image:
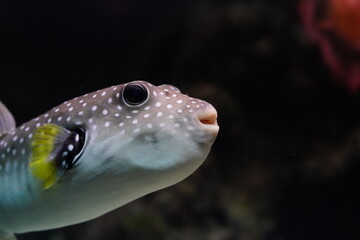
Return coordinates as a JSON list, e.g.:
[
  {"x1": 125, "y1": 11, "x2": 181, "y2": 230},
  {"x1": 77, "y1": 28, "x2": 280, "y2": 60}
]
[{"x1": 0, "y1": 81, "x2": 219, "y2": 239}]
